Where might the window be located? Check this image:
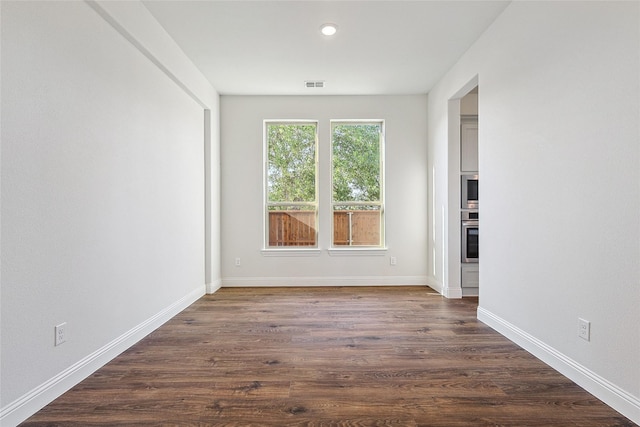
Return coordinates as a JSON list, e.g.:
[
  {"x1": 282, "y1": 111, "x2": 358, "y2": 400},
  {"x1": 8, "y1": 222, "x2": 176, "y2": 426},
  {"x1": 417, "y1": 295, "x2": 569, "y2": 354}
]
[
  {"x1": 331, "y1": 121, "x2": 384, "y2": 247},
  {"x1": 265, "y1": 121, "x2": 318, "y2": 247}
]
